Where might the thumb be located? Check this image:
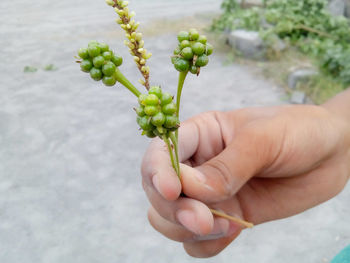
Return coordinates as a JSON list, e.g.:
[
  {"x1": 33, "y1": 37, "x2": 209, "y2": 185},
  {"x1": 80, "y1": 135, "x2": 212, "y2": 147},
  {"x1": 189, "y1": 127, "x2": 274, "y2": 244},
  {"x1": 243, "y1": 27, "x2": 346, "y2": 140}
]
[{"x1": 181, "y1": 128, "x2": 275, "y2": 203}]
